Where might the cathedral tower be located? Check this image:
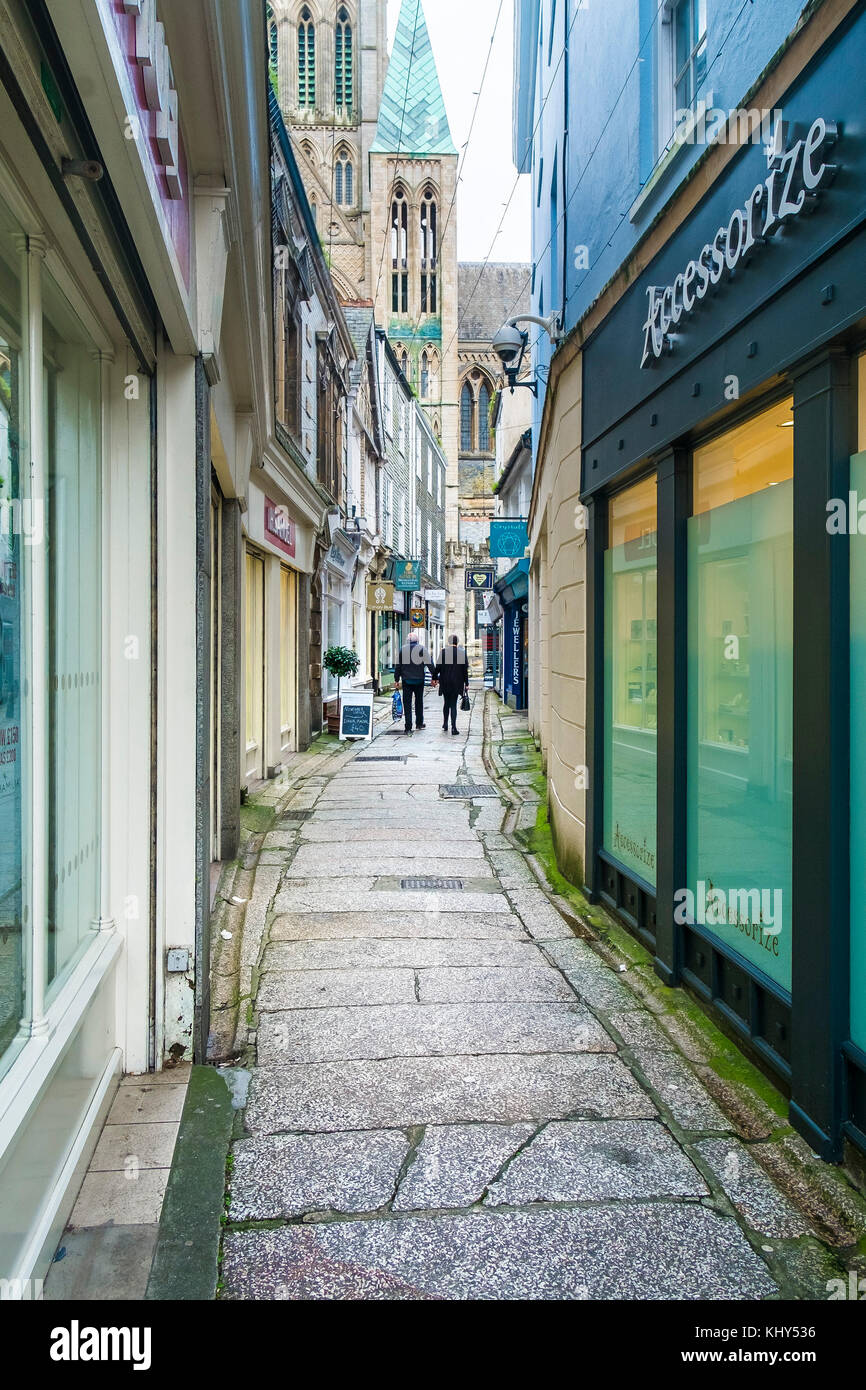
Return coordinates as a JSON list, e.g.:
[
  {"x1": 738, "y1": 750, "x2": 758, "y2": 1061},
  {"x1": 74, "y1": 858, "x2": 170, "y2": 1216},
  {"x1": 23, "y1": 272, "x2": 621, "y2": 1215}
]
[
  {"x1": 268, "y1": 0, "x2": 388, "y2": 301},
  {"x1": 368, "y1": 0, "x2": 459, "y2": 565}
]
